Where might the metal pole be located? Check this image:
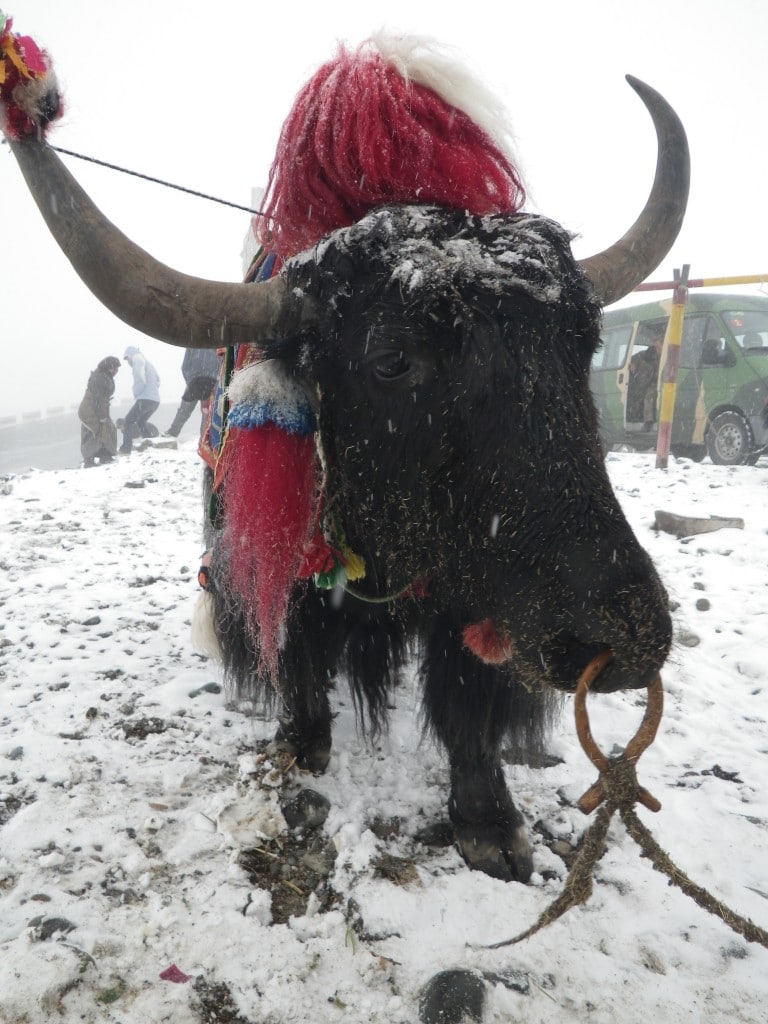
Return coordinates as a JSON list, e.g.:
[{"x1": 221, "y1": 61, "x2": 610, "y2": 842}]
[
  {"x1": 637, "y1": 273, "x2": 768, "y2": 291},
  {"x1": 655, "y1": 265, "x2": 690, "y2": 469}
]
